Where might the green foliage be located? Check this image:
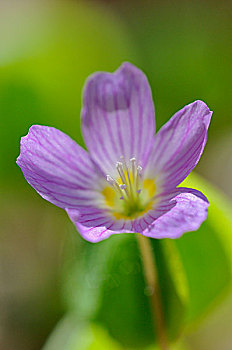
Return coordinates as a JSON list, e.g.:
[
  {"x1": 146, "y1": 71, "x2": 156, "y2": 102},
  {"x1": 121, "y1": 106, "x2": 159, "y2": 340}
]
[
  {"x1": 42, "y1": 315, "x2": 122, "y2": 350},
  {"x1": 42, "y1": 315, "x2": 189, "y2": 350}
]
